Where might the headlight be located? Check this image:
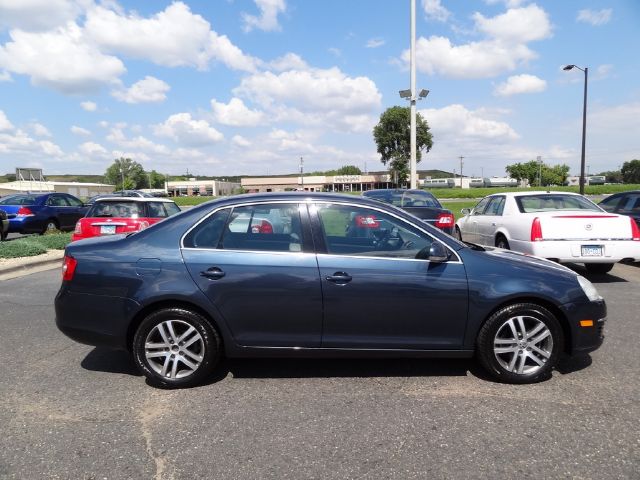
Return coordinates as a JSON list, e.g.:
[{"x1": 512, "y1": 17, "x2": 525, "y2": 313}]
[{"x1": 577, "y1": 275, "x2": 602, "y2": 302}]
